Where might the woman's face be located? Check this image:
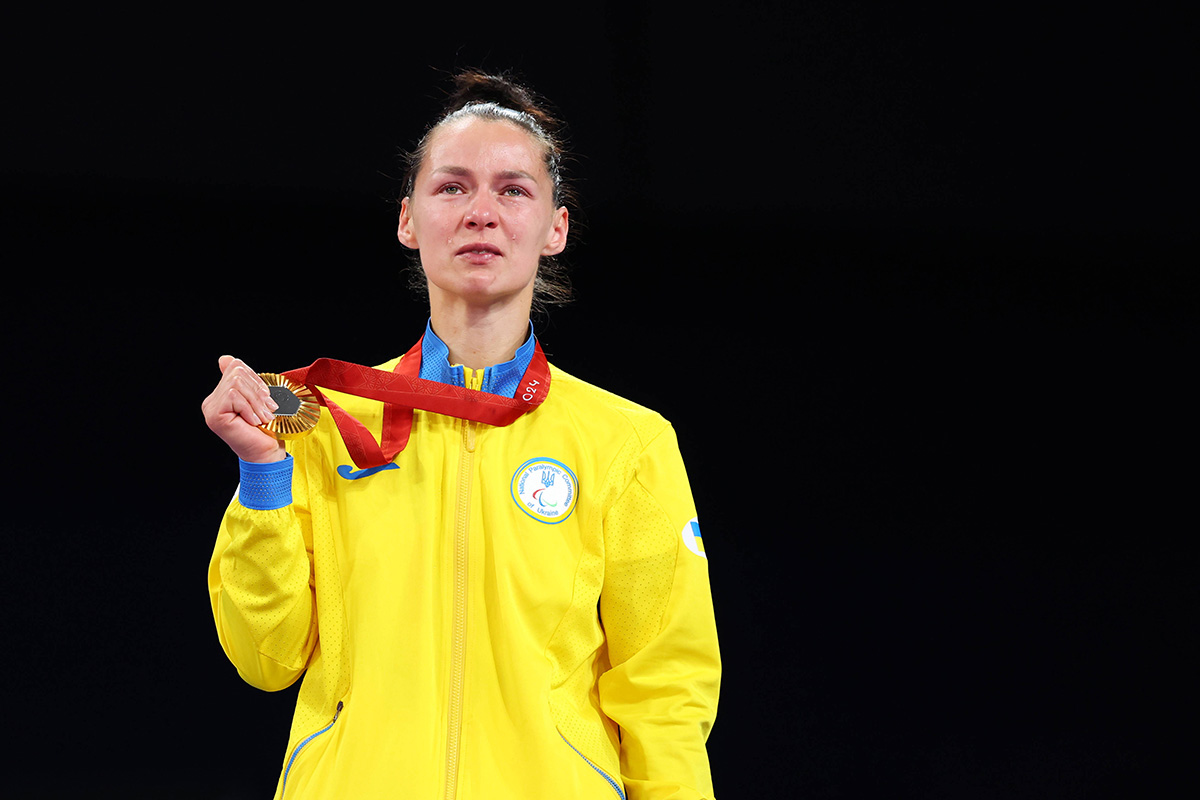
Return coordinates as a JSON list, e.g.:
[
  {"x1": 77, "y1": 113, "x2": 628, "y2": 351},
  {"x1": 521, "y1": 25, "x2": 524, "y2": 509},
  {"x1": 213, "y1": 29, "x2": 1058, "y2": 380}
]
[{"x1": 398, "y1": 116, "x2": 568, "y2": 310}]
